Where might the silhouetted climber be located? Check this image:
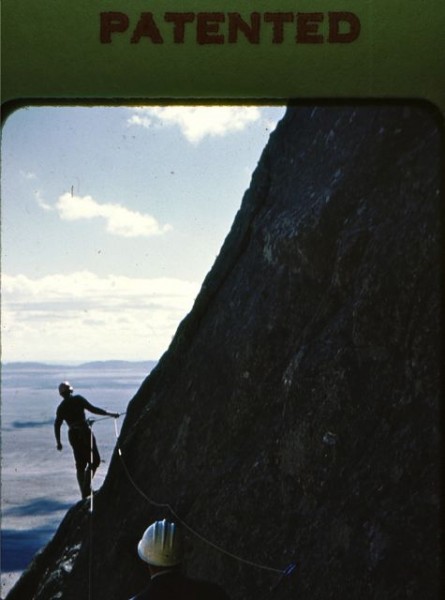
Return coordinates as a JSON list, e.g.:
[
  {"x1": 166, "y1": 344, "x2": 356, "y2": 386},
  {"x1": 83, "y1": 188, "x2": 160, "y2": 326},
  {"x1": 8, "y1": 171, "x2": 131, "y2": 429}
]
[
  {"x1": 130, "y1": 520, "x2": 231, "y2": 600},
  {"x1": 54, "y1": 381, "x2": 119, "y2": 498}
]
